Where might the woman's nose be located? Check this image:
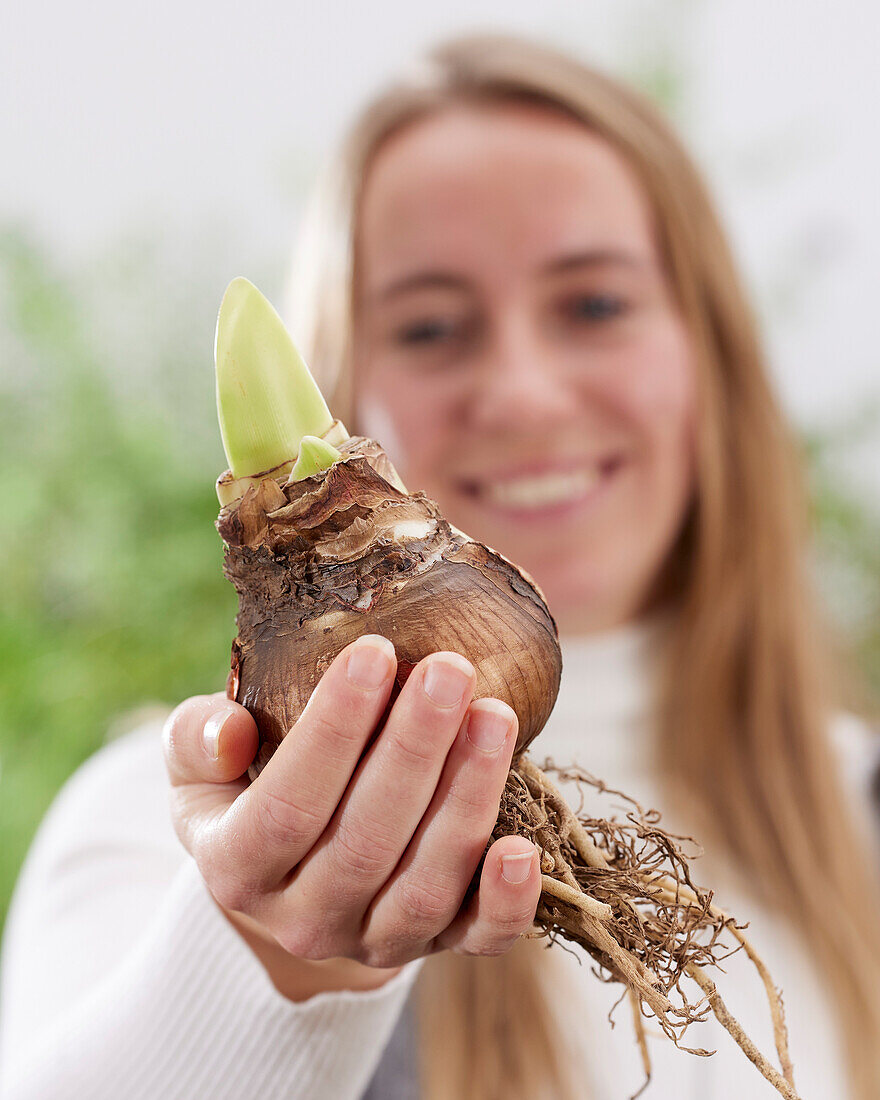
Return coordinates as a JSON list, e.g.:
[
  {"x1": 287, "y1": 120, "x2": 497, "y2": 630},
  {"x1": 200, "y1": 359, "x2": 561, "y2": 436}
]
[{"x1": 466, "y1": 317, "x2": 576, "y2": 433}]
